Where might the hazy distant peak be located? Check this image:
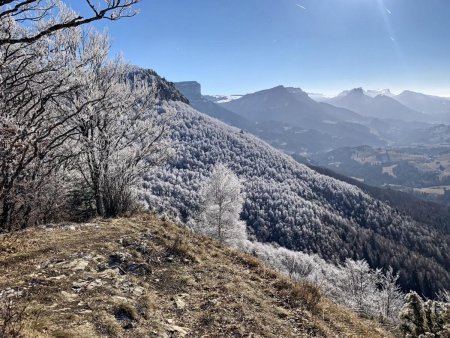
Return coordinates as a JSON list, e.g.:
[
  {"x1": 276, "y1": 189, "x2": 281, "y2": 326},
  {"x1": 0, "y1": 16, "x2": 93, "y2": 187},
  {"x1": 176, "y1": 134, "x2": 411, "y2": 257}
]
[
  {"x1": 366, "y1": 89, "x2": 393, "y2": 98},
  {"x1": 306, "y1": 92, "x2": 330, "y2": 102},
  {"x1": 336, "y1": 88, "x2": 365, "y2": 97},
  {"x1": 213, "y1": 95, "x2": 243, "y2": 103},
  {"x1": 286, "y1": 87, "x2": 311, "y2": 100},
  {"x1": 268, "y1": 85, "x2": 288, "y2": 92},
  {"x1": 348, "y1": 87, "x2": 365, "y2": 96}
]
